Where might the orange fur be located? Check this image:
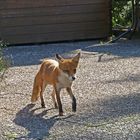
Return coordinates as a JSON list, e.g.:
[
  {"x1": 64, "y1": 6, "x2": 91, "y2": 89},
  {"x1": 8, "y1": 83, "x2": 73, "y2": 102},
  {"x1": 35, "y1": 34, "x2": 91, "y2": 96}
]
[{"x1": 31, "y1": 53, "x2": 80, "y2": 116}]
